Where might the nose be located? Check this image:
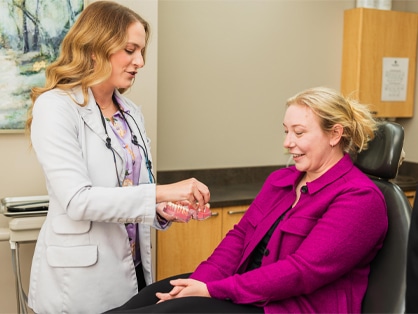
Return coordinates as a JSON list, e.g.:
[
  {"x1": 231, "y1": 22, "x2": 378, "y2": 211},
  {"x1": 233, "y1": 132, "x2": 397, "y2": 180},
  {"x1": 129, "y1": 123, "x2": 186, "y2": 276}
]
[
  {"x1": 133, "y1": 52, "x2": 145, "y2": 68},
  {"x1": 283, "y1": 133, "x2": 295, "y2": 149}
]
